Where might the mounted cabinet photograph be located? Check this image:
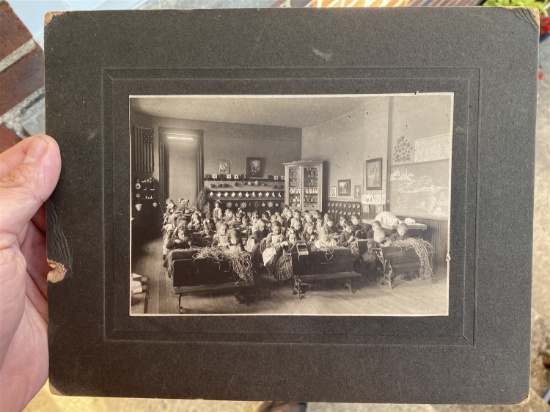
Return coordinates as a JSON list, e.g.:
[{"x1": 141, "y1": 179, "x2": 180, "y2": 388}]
[{"x1": 130, "y1": 94, "x2": 453, "y2": 316}]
